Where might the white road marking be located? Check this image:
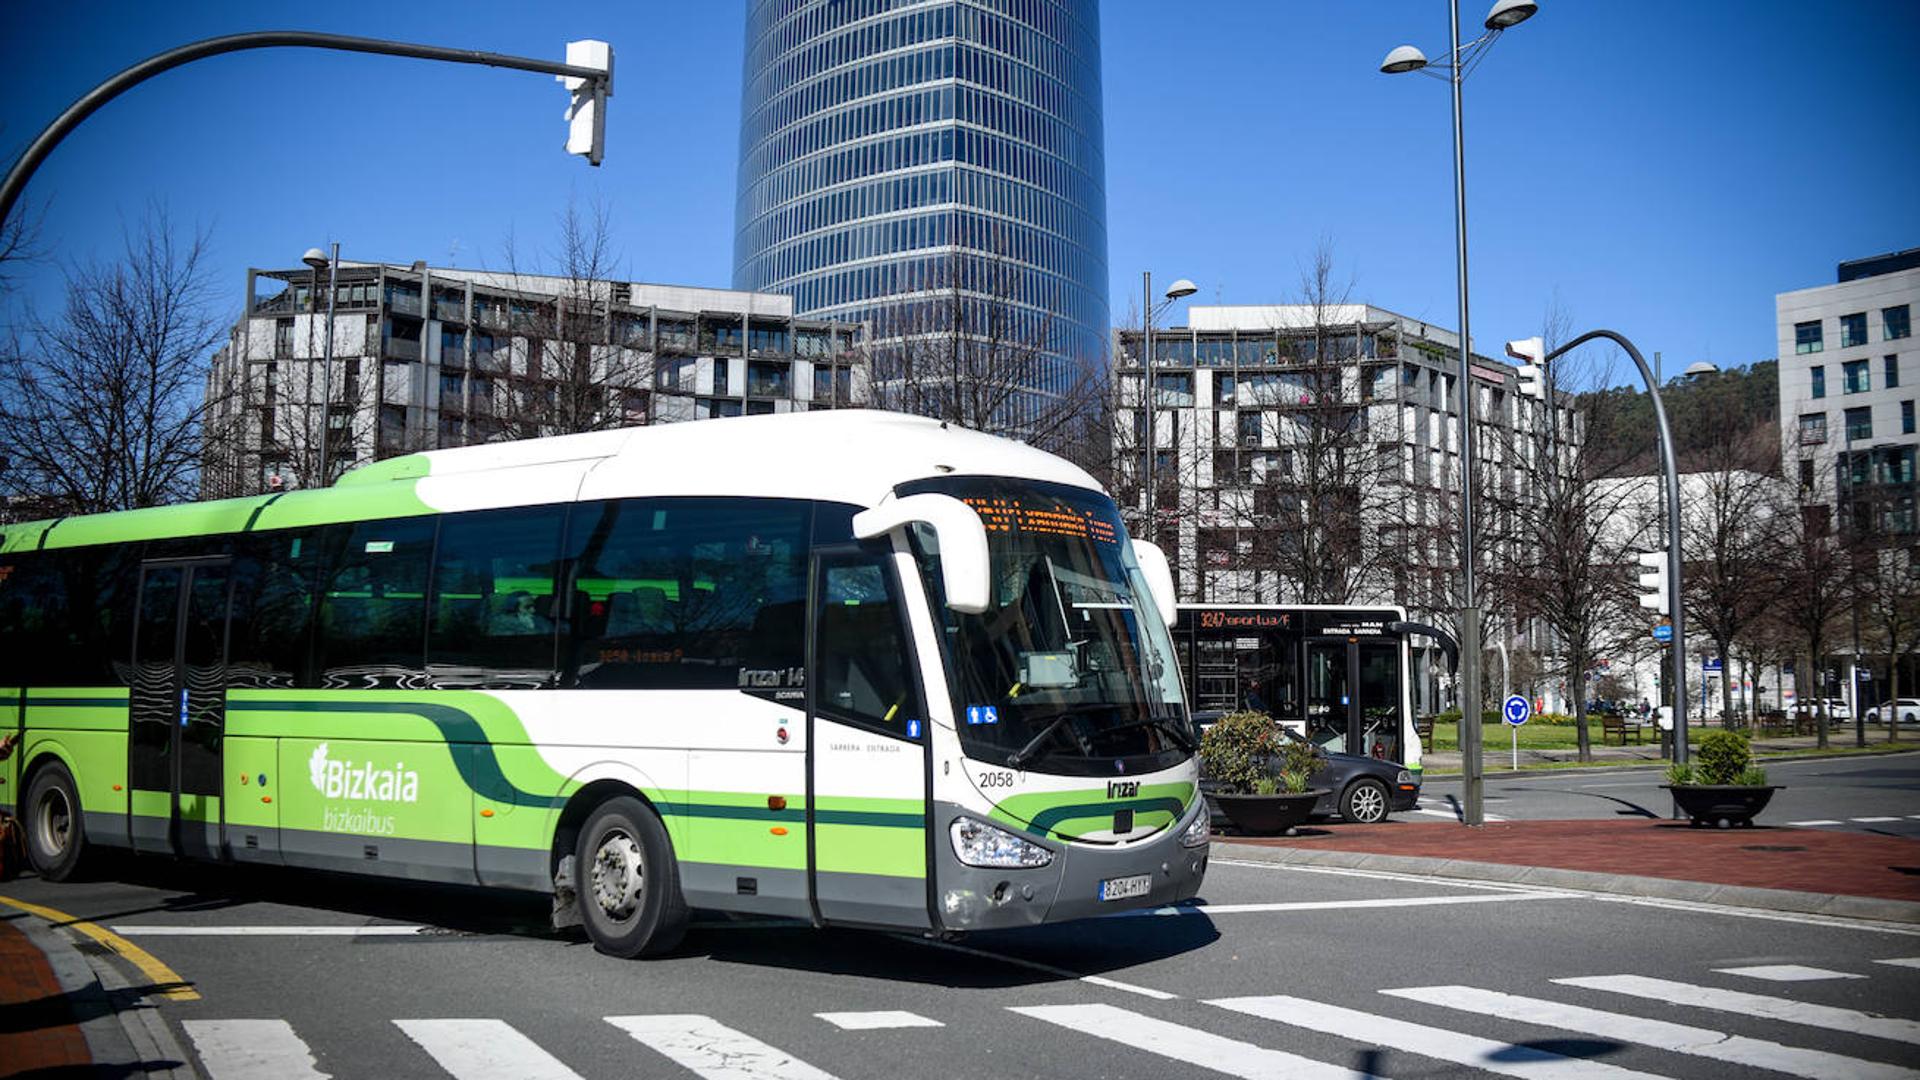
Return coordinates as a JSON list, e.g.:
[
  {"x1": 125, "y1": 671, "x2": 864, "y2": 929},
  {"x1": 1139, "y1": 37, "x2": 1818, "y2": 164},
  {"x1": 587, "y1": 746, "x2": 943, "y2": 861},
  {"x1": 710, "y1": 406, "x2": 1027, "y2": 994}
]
[
  {"x1": 1210, "y1": 994, "x2": 1666, "y2": 1080},
  {"x1": 1557, "y1": 975, "x2": 1920, "y2": 1045},
  {"x1": 1387, "y1": 984, "x2": 1920, "y2": 1080},
  {"x1": 1877, "y1": 957, "x2": 1920, "y2": 968},
  {"x1": 1785, "y1": 820, "x2": 1843, "y2": 826},
  {"x1": 1413, "y1": 805, "x2": 1507, "y2": 822},
  {"x1": 1112, "y1": 893, "x2": 1577, "y2": 917},
  {"x1": 183, "y1": 1019, "x2": 330, "y2": 1080},
  {"x1": 1079, "y1": 975, "x2": 1180, "y2": 1000},
  {"x1": 1212, "y1": 859, "x2": 1563, "y2": 896},
  {"x1": 814, "y1": 1011, "x2": 942, "y2": 1030},
  {"x1": 115, "y1": 924, "x2": 431, "y2": 936},
  {"x1": 607, "y1": 1014, "x2": 840, "y2": 1080},
  {"x1": 899, "y1": 934, "x2": 1178, "y2": 1000},
  {"x1": 1853, "y1": 817, "x2": 1903, "y2": 823},
  {"x1": 1713, "y1": 964, "x2": 1864, "y2": 982},
  {"x1": 394, "y1": 1019, "x2": 583, "y2": 1080},
  {"x1": 1011, "y1": 1003, "x2": 1372, "y2": 1080}
]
